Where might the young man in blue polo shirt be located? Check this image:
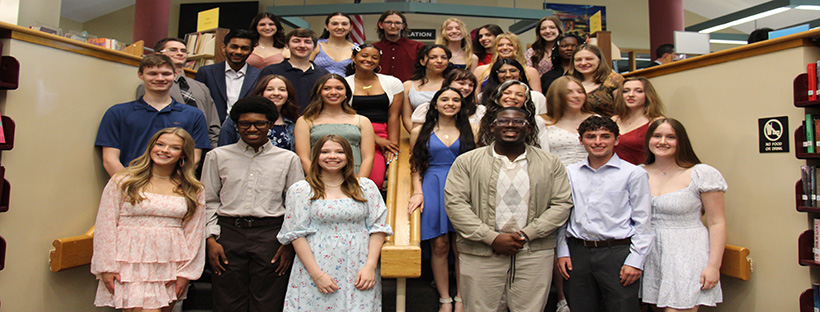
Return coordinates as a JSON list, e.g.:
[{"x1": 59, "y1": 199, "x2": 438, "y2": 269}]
[{"x1": 95, "y1": 54, "x2": 210, "y2": 177}]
